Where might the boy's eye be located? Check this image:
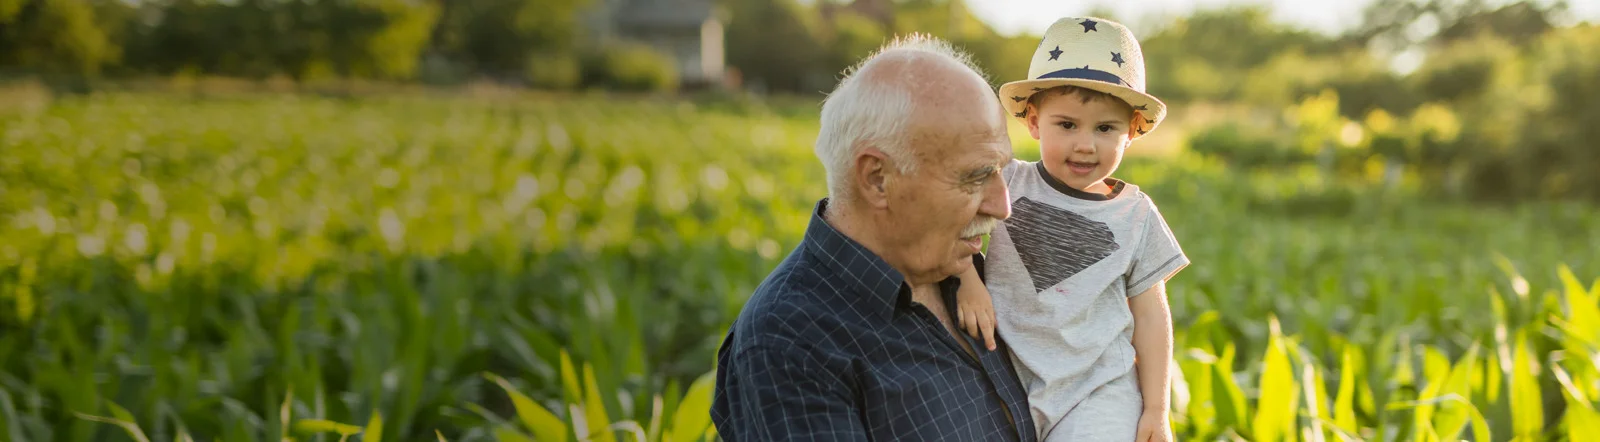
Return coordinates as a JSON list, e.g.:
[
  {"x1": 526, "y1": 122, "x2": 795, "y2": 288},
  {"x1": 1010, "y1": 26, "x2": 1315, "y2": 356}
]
[
  {"x1": 1058, "y1": 122, "x2": 1075, "y2": 130},
  {"x1": 1097, "y1": 124, "x2": 1114, "y2": 132}
]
